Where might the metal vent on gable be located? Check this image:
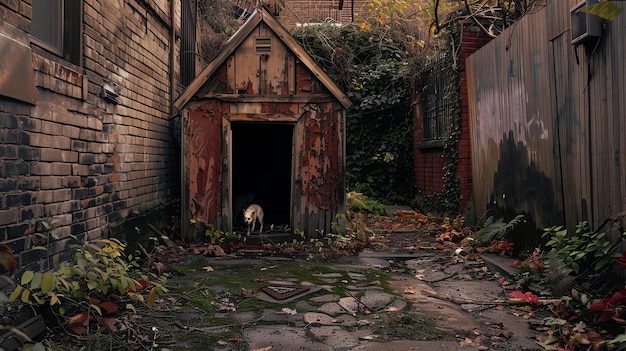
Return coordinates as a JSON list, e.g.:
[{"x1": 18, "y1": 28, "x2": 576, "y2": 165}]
[{"x1": 255, "y1": 37, "x2": 272, "y2": 54}]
